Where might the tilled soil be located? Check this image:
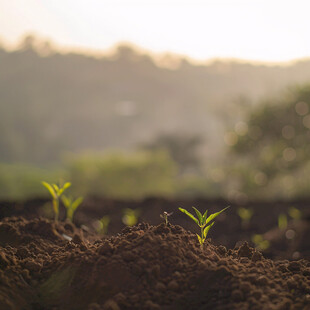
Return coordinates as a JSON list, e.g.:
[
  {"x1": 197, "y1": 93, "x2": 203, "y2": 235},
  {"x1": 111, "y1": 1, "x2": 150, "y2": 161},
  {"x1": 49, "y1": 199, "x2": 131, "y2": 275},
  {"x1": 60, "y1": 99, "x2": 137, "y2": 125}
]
[
  {"x1": 2, "y1": 197, "x2": 309, "y2": 260},
  {"x1": 0, "y1": 217, "x2": 309, "y2": 310}
]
